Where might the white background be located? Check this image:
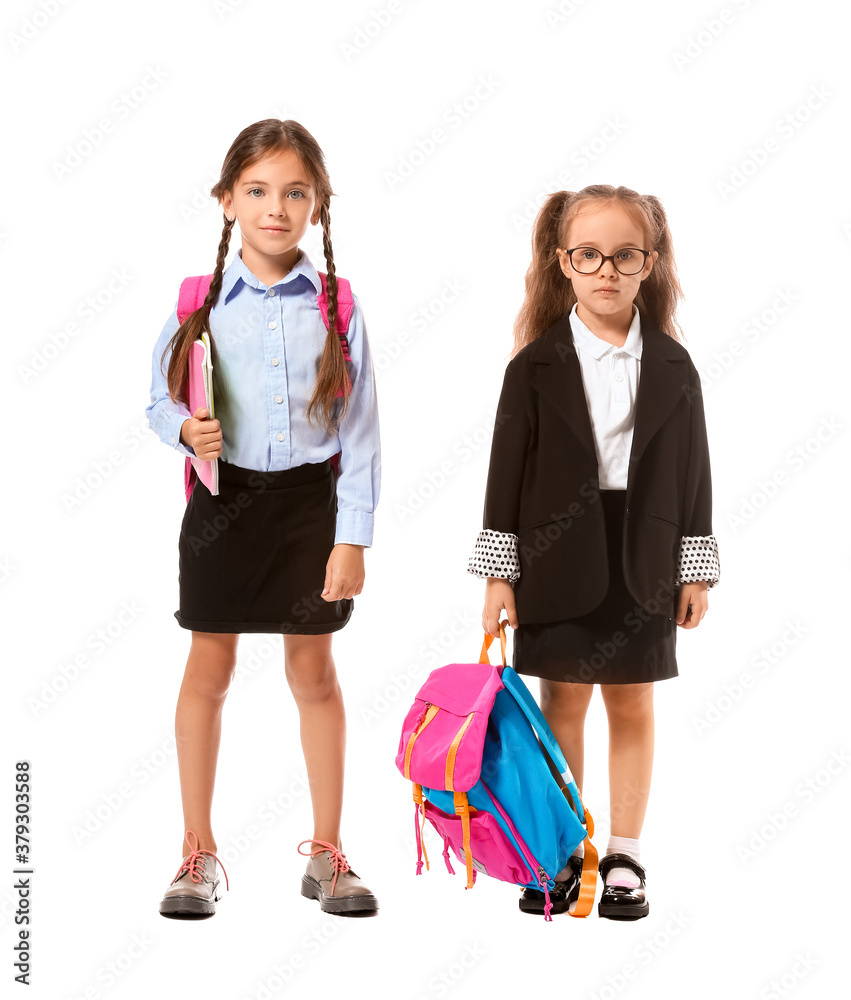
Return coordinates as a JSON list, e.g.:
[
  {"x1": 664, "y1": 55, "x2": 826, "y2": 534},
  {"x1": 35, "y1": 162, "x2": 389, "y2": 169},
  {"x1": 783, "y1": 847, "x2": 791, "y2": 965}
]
[{"x1": 2, "y1": 0, "x2": 848, "y2": 997}]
